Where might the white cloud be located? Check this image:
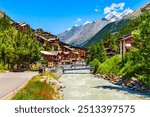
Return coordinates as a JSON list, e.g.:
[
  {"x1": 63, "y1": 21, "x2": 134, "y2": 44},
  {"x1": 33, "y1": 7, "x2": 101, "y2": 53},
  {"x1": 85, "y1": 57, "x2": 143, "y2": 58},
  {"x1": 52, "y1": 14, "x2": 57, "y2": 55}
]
[
  {"x1": 95, "y1": 6, "x2": 101, "y2": 12},
  {"x1": 104, "y1": 2, "x2": 125, "y2": 14},
  {"x1": 83, "y1": 21, "x2": 92, "y2": 25},
  {"x1": 95, "y1": 9, "x2": 101, "y2": 12},
  {"x1": 95, "y1": 9, "x2": 99, "y2": 12},
  {"x1": 74, "y1": 24, "x2": 79, "y2": 27},
  {"x1": 76, "y1": 18, "x2": 82, "y2": 22}
]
